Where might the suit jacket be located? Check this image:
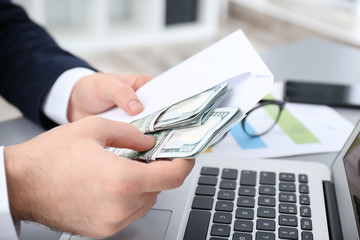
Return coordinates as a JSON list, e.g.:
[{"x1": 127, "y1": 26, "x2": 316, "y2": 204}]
[{"x1": 0, "y1": 0, "x2": 93, "y2": 128}]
